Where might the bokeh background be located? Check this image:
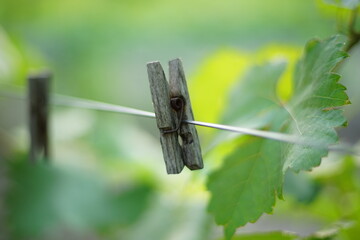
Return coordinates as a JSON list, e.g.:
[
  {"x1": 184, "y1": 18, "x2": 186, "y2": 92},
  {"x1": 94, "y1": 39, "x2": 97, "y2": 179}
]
[{"x1": 0, "y1": 0, "x2": 360, "y2": 239}]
